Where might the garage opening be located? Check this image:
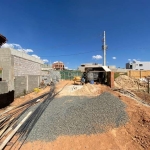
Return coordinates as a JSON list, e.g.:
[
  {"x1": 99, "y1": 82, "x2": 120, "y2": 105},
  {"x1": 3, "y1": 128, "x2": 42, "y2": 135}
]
[{"x1": 82, "y1": 66, "x2": 111, "y2": 85}]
